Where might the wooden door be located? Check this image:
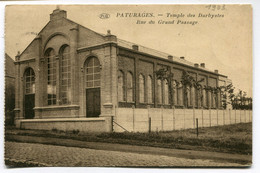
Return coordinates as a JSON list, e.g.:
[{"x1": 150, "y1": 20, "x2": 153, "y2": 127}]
[
  {"x1": 24, "y1": 94, "x2": 35, "y2": 119},
  {"x1": 86, "y1": 88, "x2": 100, "y2": 117}
]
